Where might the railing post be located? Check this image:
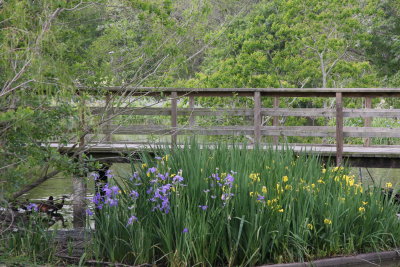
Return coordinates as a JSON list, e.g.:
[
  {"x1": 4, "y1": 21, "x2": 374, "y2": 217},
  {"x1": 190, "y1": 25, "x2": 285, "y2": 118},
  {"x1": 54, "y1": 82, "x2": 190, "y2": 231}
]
[
  {"x1": 254, "y1": 91, "x2": 261, "y2": 144},
  {"x1": 273, "y1": 96, "x2": 280, "y2": 145},
  {"x1": 364, "y1": 97, "x2": 372, "y2": 147},
  {"x1": 336, "y1": 92, "x2": 343, "y2": 166},
  {"x1": 189, "y1": 95, "x2": 195, "y2": 127},
  {"x1": 171, "y1": 91, "x2": 178, "y2": 145},
  {"x1": 105, "y1": 93, "x2": 112, "y2": 142}
]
